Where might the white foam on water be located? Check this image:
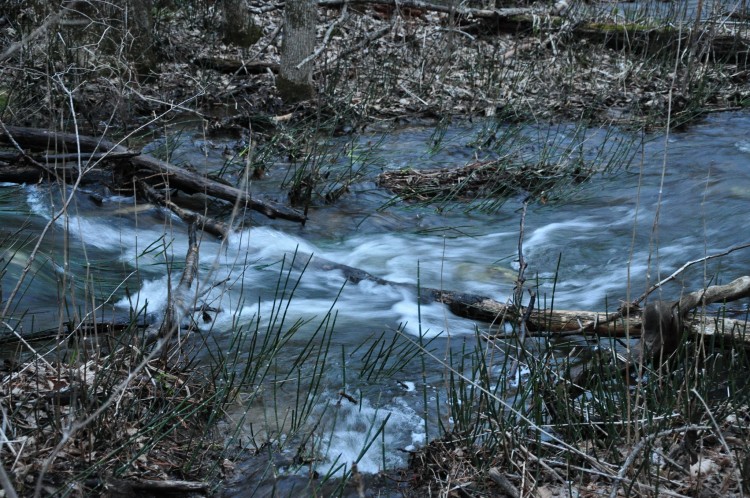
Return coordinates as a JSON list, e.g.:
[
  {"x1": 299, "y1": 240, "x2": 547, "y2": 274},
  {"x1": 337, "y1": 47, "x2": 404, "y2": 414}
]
[
  {"x1": 111, "y1": 227, "x2": 307, "y2": 319},
  {"x1": 507, "y1": 364, "x2": 532, "y2": 389},
  {"x1": 313, "y1": 395, "x2": 425, "y2": 476},
  {"x1": 23, "y1": 183, "x2": 530, "y2": 341},
  {"x1": 109, "y1": 222, "x2": 501, "y2": 338},
  {"x1": 25, "y1": 185, "x2": 53, "y2": 219},
  {"x1": 102, "y1": 195, "x2": 137, "y2": 203},
  {"x1": 25, "y1": 185, "x2": 168, "y2": 254},
  {"x1": 225, "y1": 226, "x2": 318, "y2": 261},
  {"x1": 109, "y1": 225, "x2": 418, "y2": 335},
  {"x1": 329, "y1": 231, "x2": 513, "y2": 293},
  {"x1": 392, "y1": 297, "x2": 475, "y2": 338},
  {"x1": 518, "y1": 213, "x2": 674, "y2": 308},
  {"x1": 26, "y1": 183, "x2": 512, "y2": 338},
  {"x1": 524, "y1": 219, "x2": 597, "y2": 257},
  {"x1": 736, "y1": 140, "x2": 750, "y2": 153},
  {"x1": 66, "y1": 216, "x2": 134, "y2": 250},
  {"x1": 117, "y1": 277, "x2": 170, "y2": 316}
]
